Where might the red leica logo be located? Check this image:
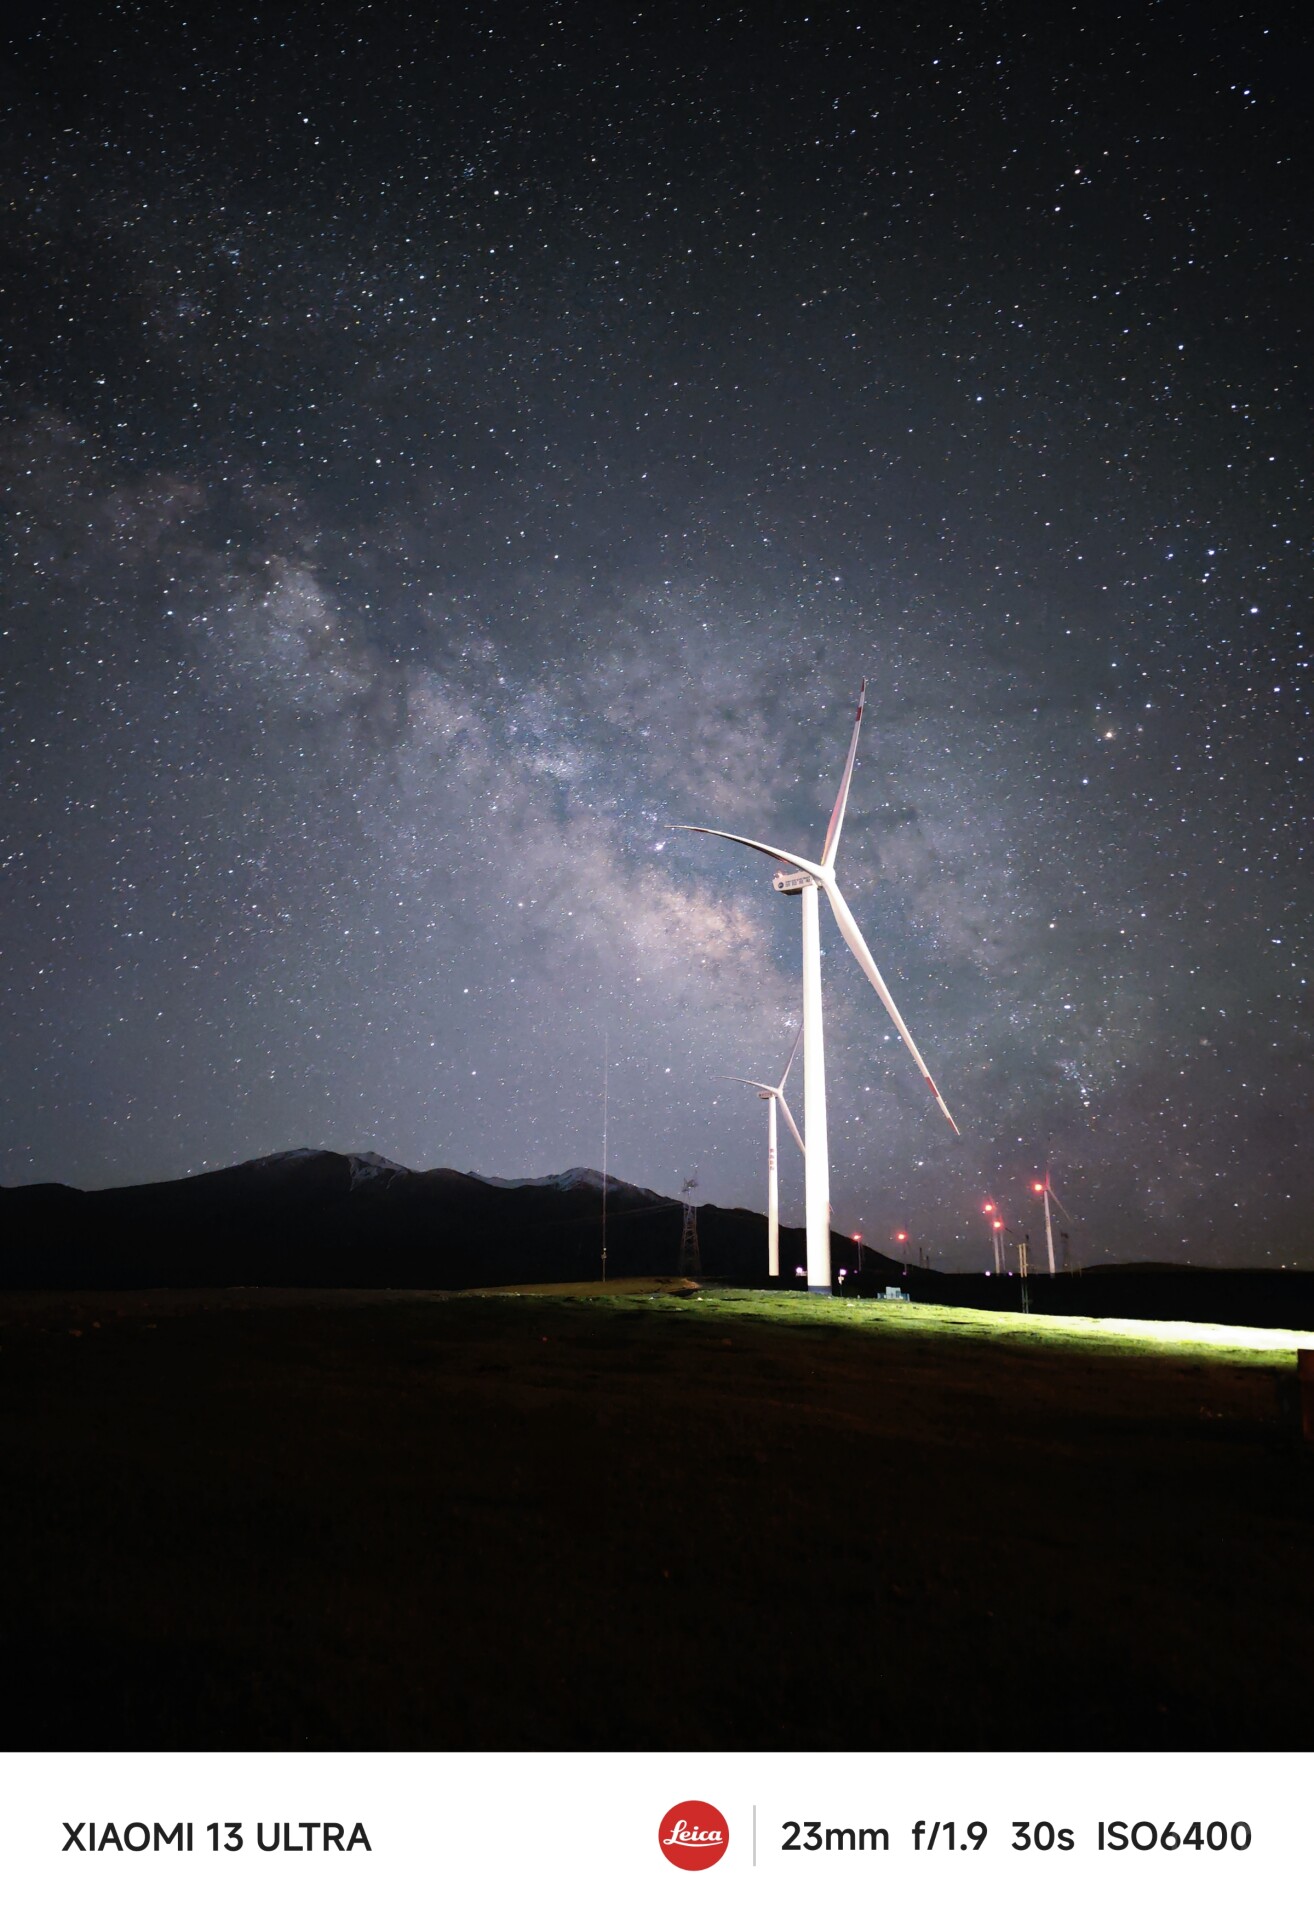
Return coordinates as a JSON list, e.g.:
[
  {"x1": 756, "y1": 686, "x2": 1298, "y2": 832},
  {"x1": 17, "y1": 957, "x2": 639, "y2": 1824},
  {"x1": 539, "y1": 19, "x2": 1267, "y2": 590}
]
[{"x1": 658, "y1": 1800, "x2": 730, "y2": 1870}]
